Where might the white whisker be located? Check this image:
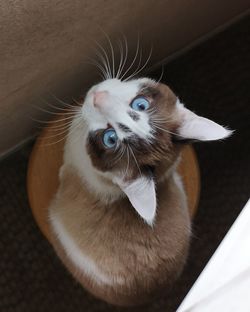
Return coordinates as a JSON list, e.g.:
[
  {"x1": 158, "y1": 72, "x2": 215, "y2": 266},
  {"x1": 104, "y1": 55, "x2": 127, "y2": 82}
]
[
  {"x1": 128, "y1": 144, "x2": 141, "y2": 177},
  {"x1": 42, "y1": 112, "x2": 81, "y2": 139},
  {"x1": 119, "y1": 35, "x2": 129, "y2": 81},
  {"x1": 148, "y1": 108, "x2": 173, "y2": 123},
  {"x1": 86, "y1": 58, "x2": 107, "y2": 80},
  {"x1": 123, "y1": 47, "x2": 142, "y2": 82},
  {"x1": 120, "y1": 35, "x2": 140, "y2": 81},
  {"x1": 31, "y1": 114, "x2": 76, "y2": 125},
  {"x1": 112, "y1": 145, "x2": 126, "y2": 165},
  {"x1": 41, "y1": 115, "x2": 82, "y2": 147},
  {"x1": 116, "y1": 39, "x2": 124, "y2": 79},
  {"x1": 49, "y1": 94, "x2": 82, "y2": 110},
  {"x1": 152, "y1": 123, "x2": 185, "y2": 139},
  {"x1": 94, "y1": 40, "x2": 112, "y2": 79},
  {"x1": 92, "y1": 50, "x2": 110, "y2": 80},
  {"x1": 62, "y1": 115, "x2": 85, "y2": 147},
  {"x1": 42, "y1": 120, "x2": 75, "y2": 131},
  {"x1": 124, "y1": 146, "x2": 130, "y2": 178},
  {"x1": 43, "y1": 127, "x2": 73, "y2": 140},
  {"x1": 93, "y1": 48, "x2": 110, "y2": 76},
  {"x1": 34, "y1": 121, "x2": 72, "y2": 132},
  {"x1": 124, "y1": 46, "x2": 152, "y2": 81},
  {"x1": 44, "y1": 102, "x2": 80, "y2": 113},
  {"x1": 104, "y1": 31, "x2": 115, "y2": 78},
  {"x1": 33, "y1": 106, "x2": 79, "y2": 117},
  {"x1": 156, "y1": 65, "x2": 164, "y2": 83}
]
